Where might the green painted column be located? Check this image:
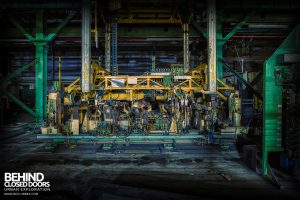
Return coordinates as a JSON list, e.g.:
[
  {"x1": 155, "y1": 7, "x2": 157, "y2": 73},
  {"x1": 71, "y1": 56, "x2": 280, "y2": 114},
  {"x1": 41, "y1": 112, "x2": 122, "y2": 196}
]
[
  {"x1": 35, "y1": 39, "x2": 47, "y2": 122},
  {"x1": 43, "y1": 46, "x2": 48, "y2": 118},
  {"x1": 34, "y1": 11, "x2": 48, "y2": 122},
  {"x1": 7, "y1": 11, "x2": 75, "y2": 122},
  {"x1": 34, "y1": 41, "x2": 48, "y2": 121}
]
